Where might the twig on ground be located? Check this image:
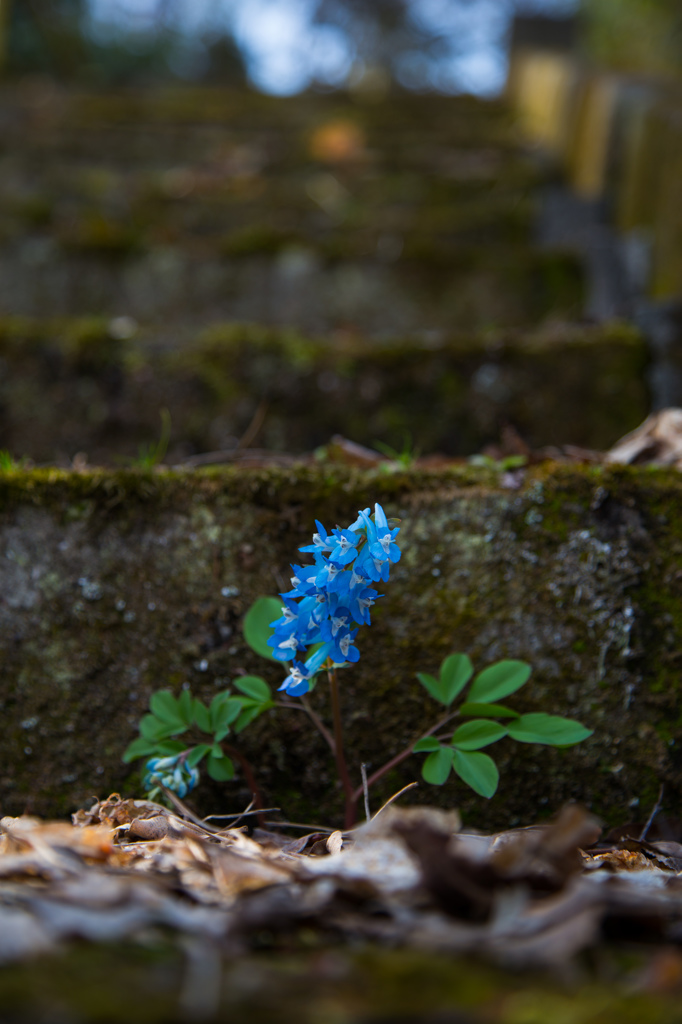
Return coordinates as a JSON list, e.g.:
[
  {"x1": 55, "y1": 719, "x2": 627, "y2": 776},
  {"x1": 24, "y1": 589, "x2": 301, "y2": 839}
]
[
  {"x1": 361, "y1": 763, "x2": 371, "y2": 823},
  {"x1": 639, "y1": 783, "x2": 665, "y2": 841}
]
